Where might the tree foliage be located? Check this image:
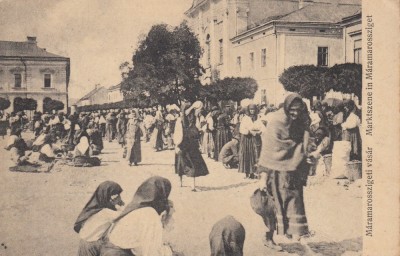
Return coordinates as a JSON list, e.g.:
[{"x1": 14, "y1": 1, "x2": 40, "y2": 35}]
[
  {"x1": 279, "y1": 64, "x2": 362, "y2": 101},
  {"x1": 200, "y1": 77, "x2": 258, "y2": 104},
  {"x1": 121, "y1": 21, "x2": 204, "y2": 107},
  {"x1": 14, "y1": 97, "x2": 37, "y2": 112},
  {"x1": 0, "y1": 97, "x2": 11, "y2": 110},
  {"x1": 43, "y1": 97, "x2": 65, "y2": 113},
  {"x1": 326, "y1": 63, "x2": 362, "y2": 100},
  {"x1": 279, "y1": 65, "x2": 328, "y2": 100}
]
